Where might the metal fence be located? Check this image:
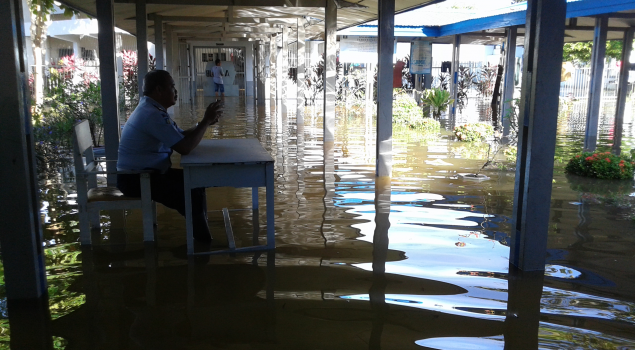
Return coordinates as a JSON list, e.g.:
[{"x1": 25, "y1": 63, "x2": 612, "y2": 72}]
[{"x1": 558, "y1": 66, "x2": 632, "y2": 99}]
